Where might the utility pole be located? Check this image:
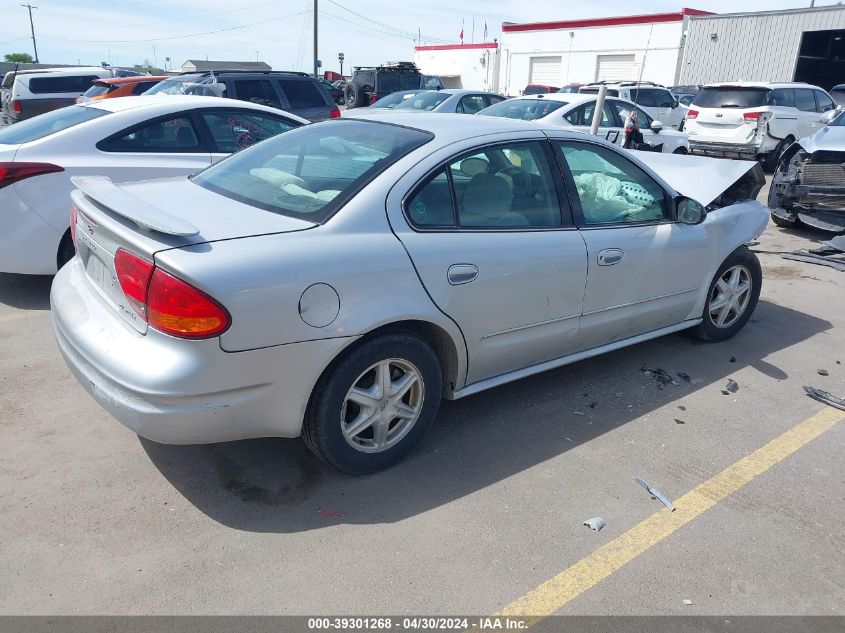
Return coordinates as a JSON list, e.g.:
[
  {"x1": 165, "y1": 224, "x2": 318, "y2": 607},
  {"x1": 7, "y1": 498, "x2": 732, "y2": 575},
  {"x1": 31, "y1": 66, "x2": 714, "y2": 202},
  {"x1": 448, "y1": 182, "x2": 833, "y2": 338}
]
[
  {"x1": 313, "y1": 0, "x2": 319, "y2": 77},
  {"x1": 21, "y1": 4, "x2": 39, "y2": 63}
]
